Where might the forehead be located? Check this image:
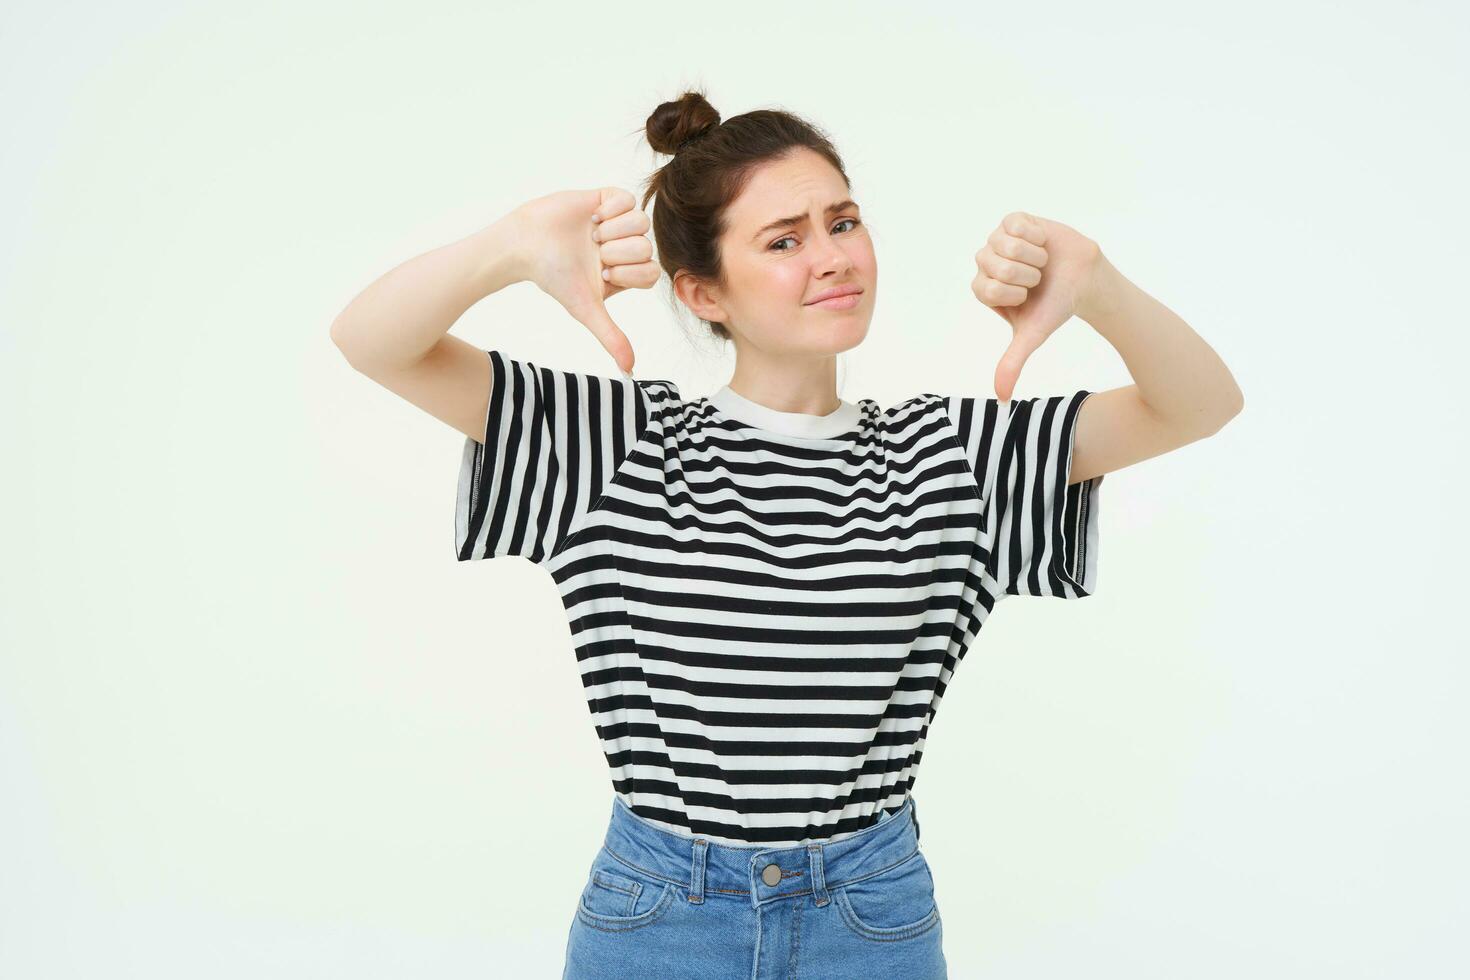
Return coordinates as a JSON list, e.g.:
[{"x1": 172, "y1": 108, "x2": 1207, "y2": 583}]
[{"x1": 726, "y1": 149, "x2": 849, "y2": 227}]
